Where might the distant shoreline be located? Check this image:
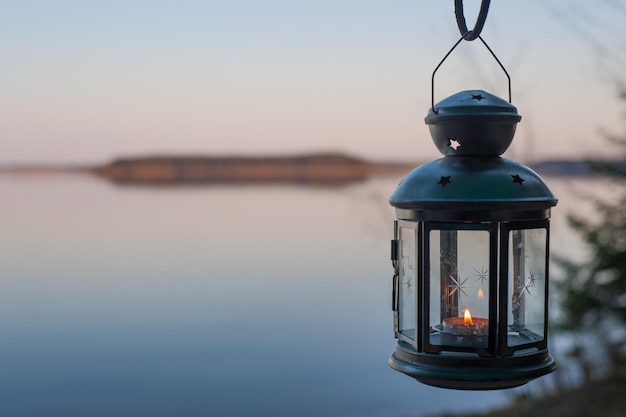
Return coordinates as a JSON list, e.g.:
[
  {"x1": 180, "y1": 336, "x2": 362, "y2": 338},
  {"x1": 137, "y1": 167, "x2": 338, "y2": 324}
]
[
  {"x1": 0, "y1": 153, "x2": 622, "y2": 185},
  {"x1": 0, "y1": 153, "x2": 414, "y2": 185},
  {"x1": 93, "y1": 153, "x2": 411, "y2": 185}
]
